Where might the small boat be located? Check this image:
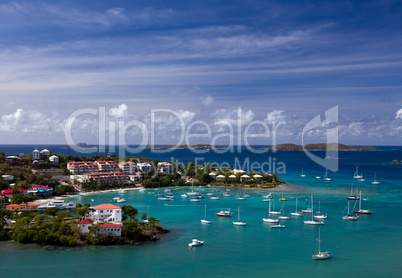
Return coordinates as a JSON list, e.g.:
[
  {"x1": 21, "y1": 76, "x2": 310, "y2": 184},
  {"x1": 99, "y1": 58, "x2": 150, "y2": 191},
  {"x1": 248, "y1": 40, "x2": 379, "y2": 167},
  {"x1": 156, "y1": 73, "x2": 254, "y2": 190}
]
[
  {"x1": 270, "y1": 224, "x2": 285, "y2": 228},
  {"x1": 347, "y1": 183, "x2": 360, "y2": 200},
  {"x1": 342, "y1": 201, "x2": 359, "y2": 220},
  {"x1": 139, "y1": 188, "x2": 146, "y2": 192},
  {"x1": 304, "y1": 196, "x2": 324, "y2": 225},
  {"x1": 262, "y1": 193, "x2": 272, "y2": 199},
  {"x1": 353, "y1": 166, "x2": 363, "y2": 179},
  {"x1": 210, "y1": 196, "x2": 220, "y2": 200},
  {"x1": 190, "y1": 198, "x2": 200, "y2": 202},
  {"x1": 278, "y1": 203, "x2": 291, "y2": 220},
  {"x1": 301, "y1": 168, "x2": 306, "y2": 177},
  {"x1": 188, "y1": 239, "x2": 204, "y2": 247},
  {"x1": 279, "y1": 192, "x2": 288, "y2": 201},
  {"x1": 118, "y1": 189, "x2": 126, "y2": 194},
  {"x1": 223, "y1": 192, "x2": 232, "y2": 197},
  {"x1": 148, "y1": 191, "x2": 155, "y2": 195},
  {"x1": 262, "y1": 202, "x2": 279, "y2": 223},
  {"x1": 312, "y1": 228, "x2": 331, "y2": 260},
  {"x1": 206, "y1": 193, "x2": 214, "y2": 196},
  {"x1": 201, "y1": 204, "x2": 212, "y2": 224},
  {"x1": 196, "y1": 195, "x2": 205, "y2": 199},
  {"x1": 371, "y1": 172, "x2": 380, "y2": 185},
  {"x1": 233, "y1": 207, "x2": 247, "y2": 226},
  {"x1": 291, "y1": 197, "x2": 304, "y2": 217},
  {"x1": 116, "y1": 198, "x2": 126, "y2": 203},
  {"x1": 314, "y1": 201, "x2": 327, "y2": 219},
  {"x1": 316, "y1": 176, "x2": 321, "y2": 179},
  {"x1": 323, "y1": 169, "x2": 332, "y2": 181},
  {"x1": 262, "y1": 198, "x2": 271, "y2": 202},
  {"x1": 157, "y1": 196, "x2": 172, "y2": 201},
  {"x1": 181, "y1": 193, "x2": 188, "y2": 197},
  {"x1": 216, "y1": 209, "x2": 232, "y2": 217},
  {"x1": 353, "y1": 191, "x2": 373, "y2": 214}
]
